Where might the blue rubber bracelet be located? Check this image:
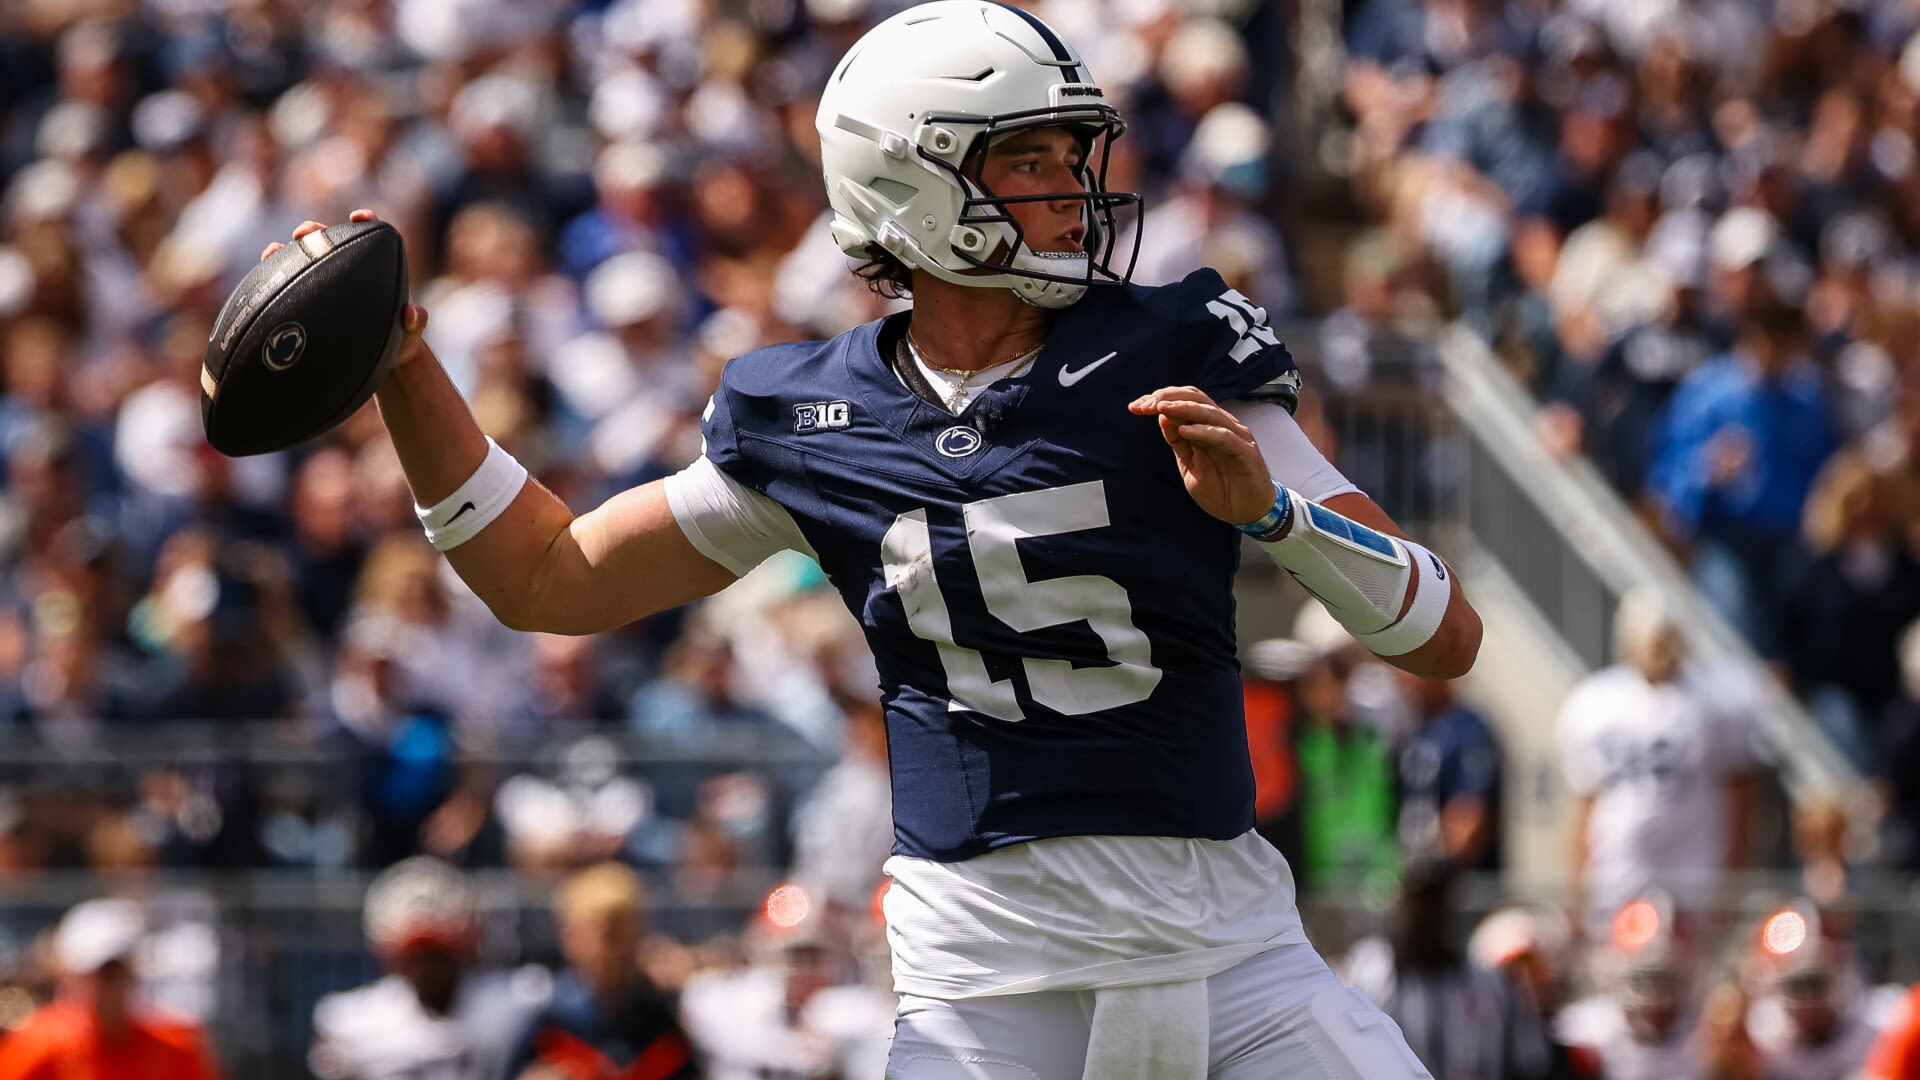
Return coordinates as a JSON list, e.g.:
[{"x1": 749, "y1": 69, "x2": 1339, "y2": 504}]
[{"x1": 1235, "y1": 483, "x2": 1293, "y2": 542}]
